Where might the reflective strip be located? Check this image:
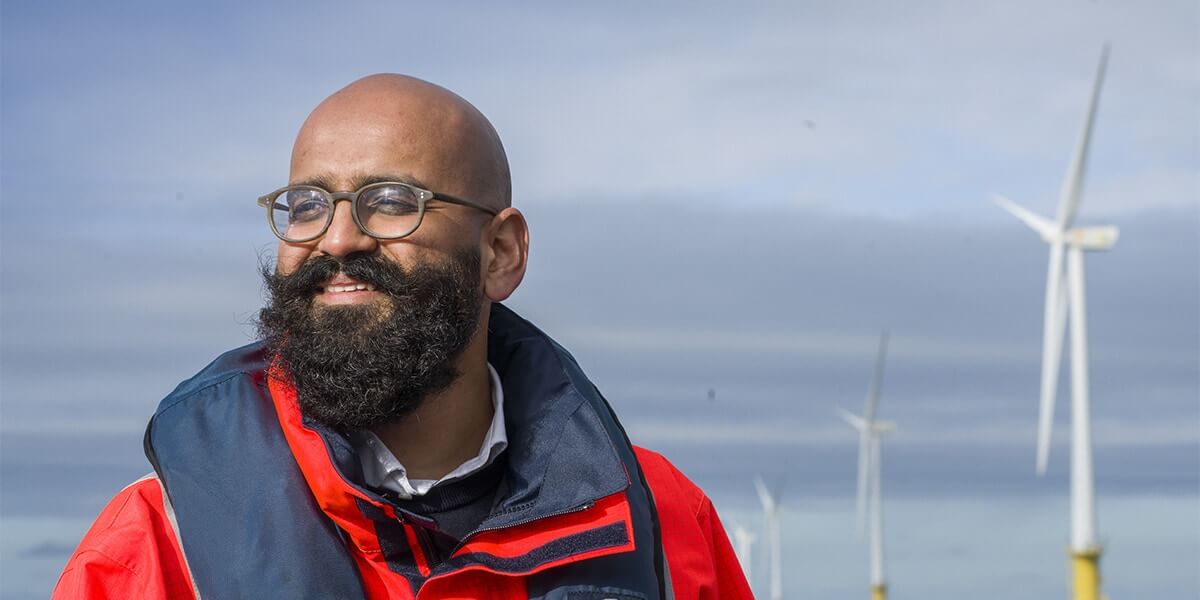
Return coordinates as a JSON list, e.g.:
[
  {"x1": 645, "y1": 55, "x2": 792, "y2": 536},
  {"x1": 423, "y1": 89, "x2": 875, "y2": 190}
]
[
  {"x1": 150, "y1": 474, "x2": 203, "y2": 600},
  {"x1": 662, "y1": 554, "x2": 674, "y2": 600},
  {"x1": 122, "y1": 472, "x2": 157, "y2": 491}
]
